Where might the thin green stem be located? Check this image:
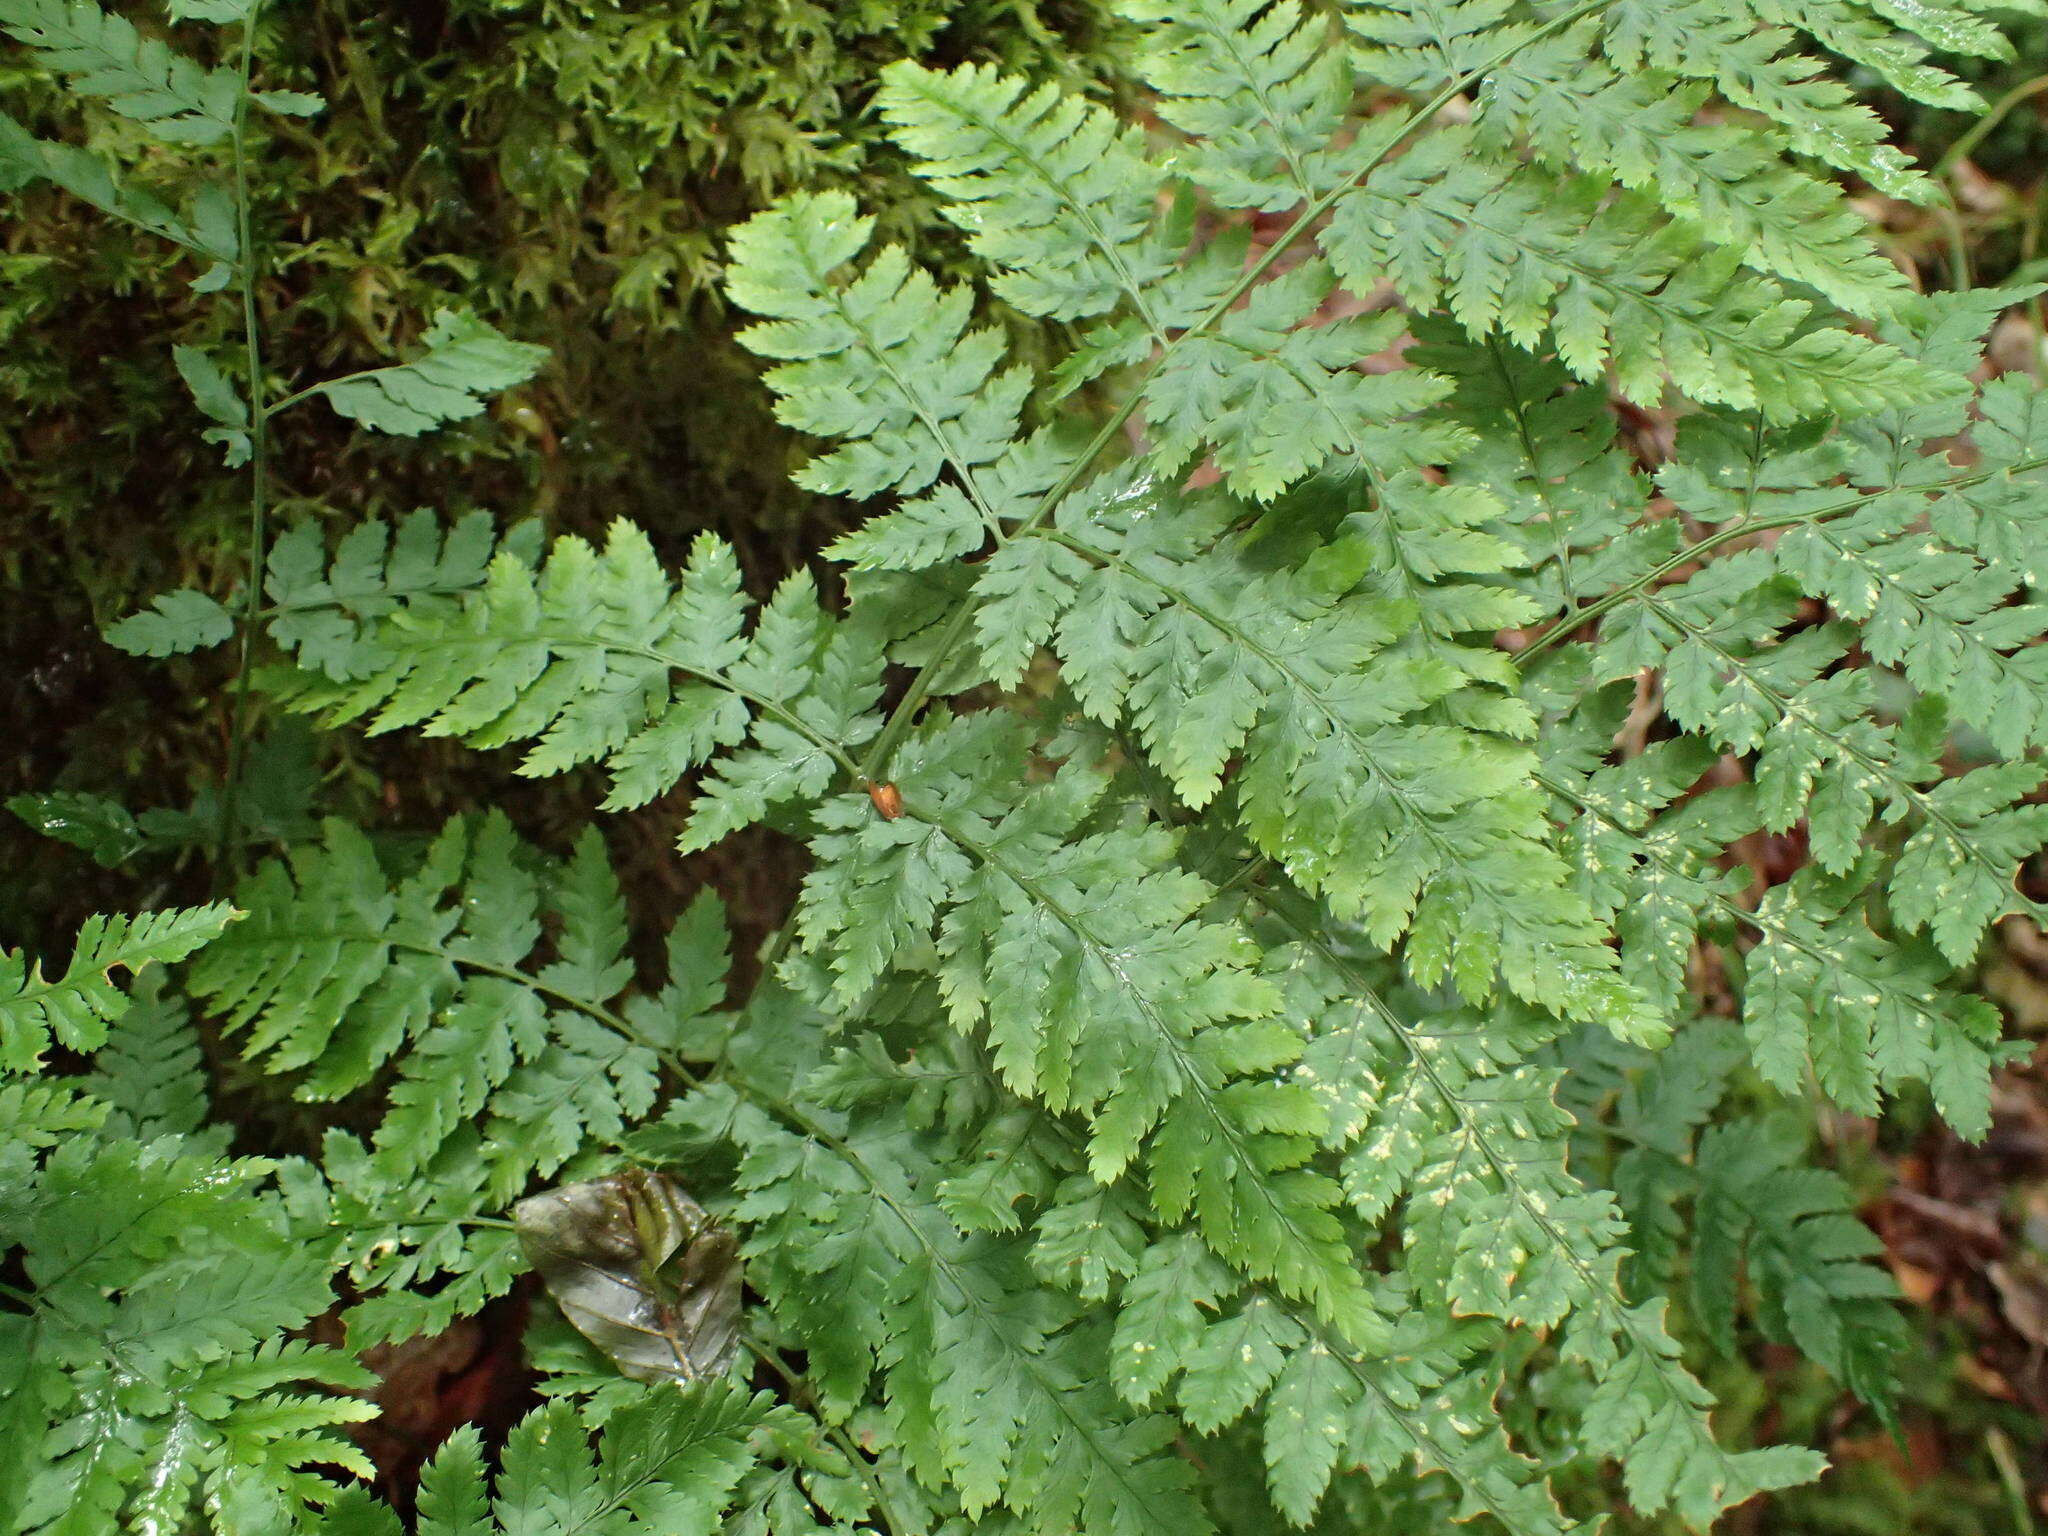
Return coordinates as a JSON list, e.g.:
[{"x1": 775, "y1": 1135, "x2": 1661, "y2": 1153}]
[
  {"x1": 216, "y1": 2, "x2": 269, "y2": 880},
  {"x1": 1930, "y1": 71, "x2": 2048, "y2": 297},
  {"x1": 2023, "y1": 182, "x2": 2048, "y2": 376},
  {"x1": 1943, "y1": 201, "x2": 1973, "y2": 292},
  {"x1": 262, "y1": 374, "x2": 361, "y2": 419},
  {"x1": 1937, "y1": 73, "x2": 2048, "y2": 180}
]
